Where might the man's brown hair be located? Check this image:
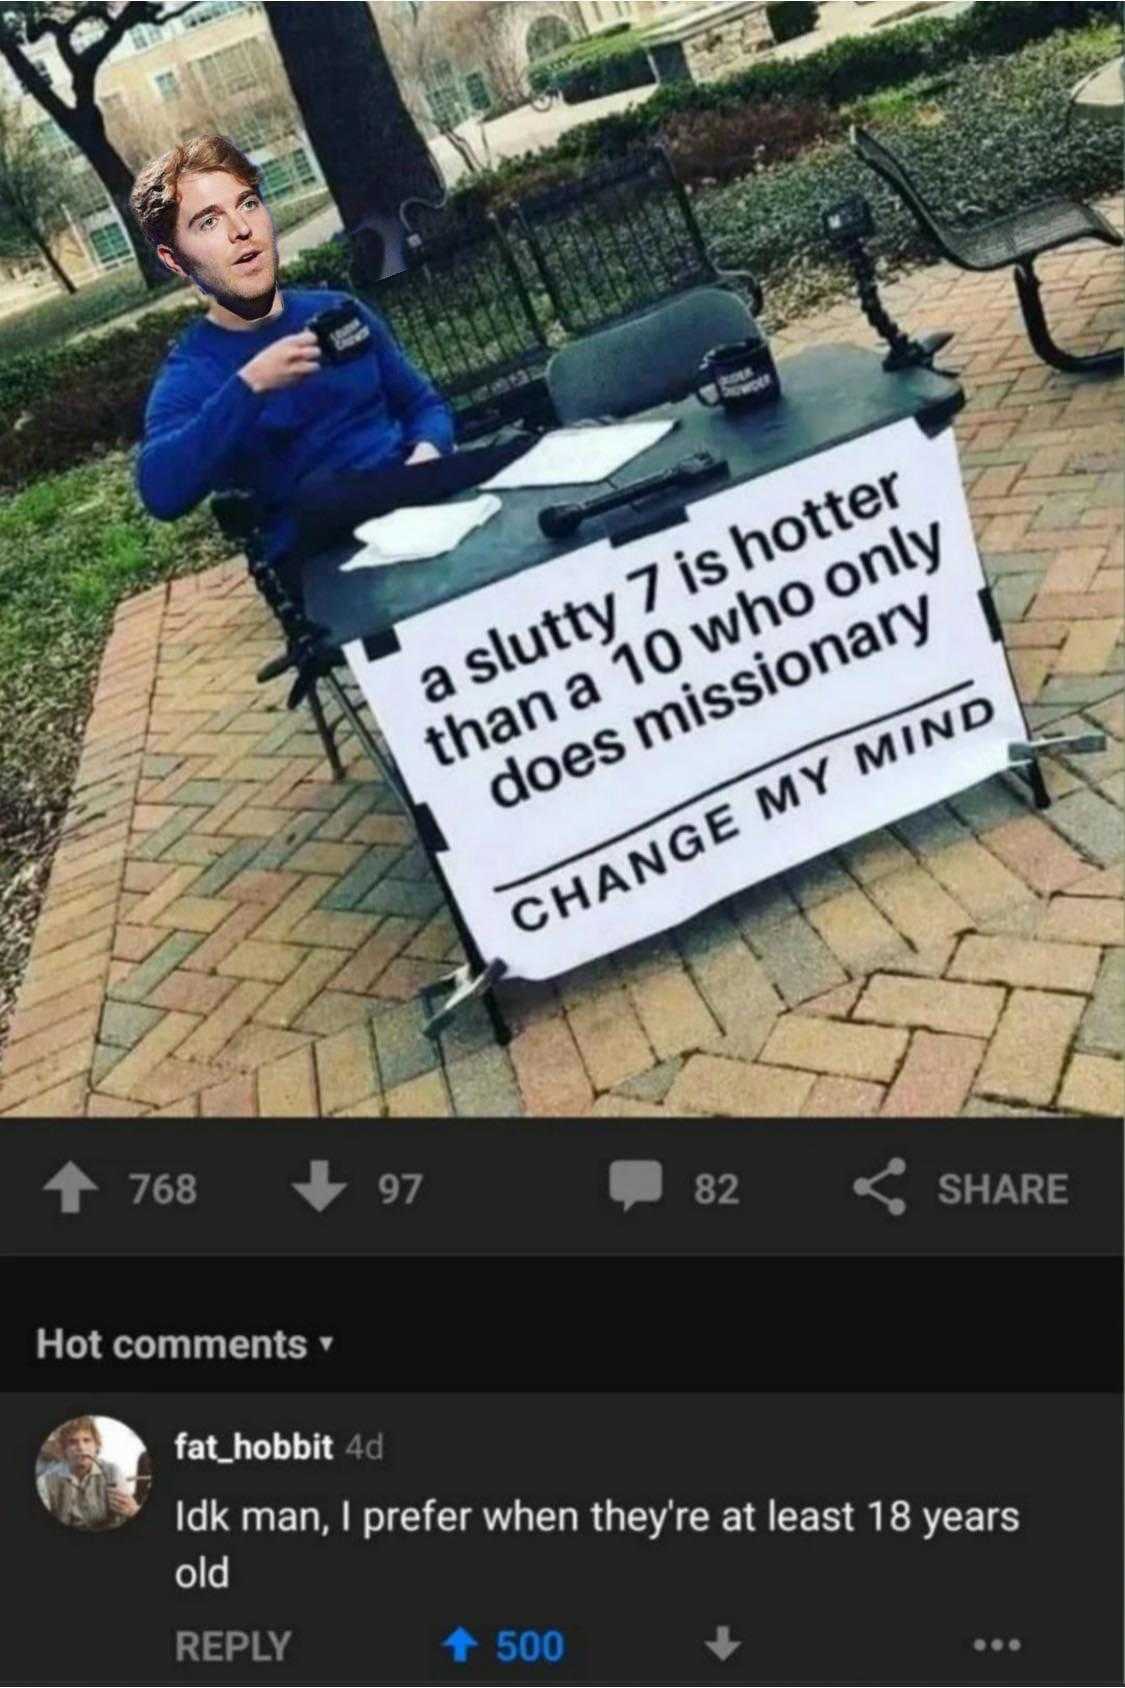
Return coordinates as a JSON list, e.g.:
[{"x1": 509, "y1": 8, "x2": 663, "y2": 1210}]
[
  {"x1": 56, "y1": 1416, "x2": 102, "y2": 1452},
  {"x1": 129, "y1": 135, "x2": 260, "y2": 254}
]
